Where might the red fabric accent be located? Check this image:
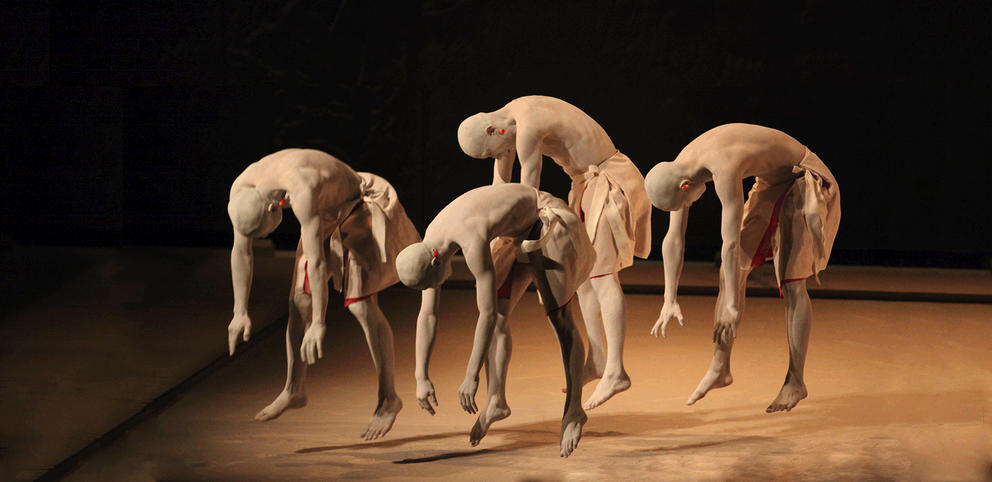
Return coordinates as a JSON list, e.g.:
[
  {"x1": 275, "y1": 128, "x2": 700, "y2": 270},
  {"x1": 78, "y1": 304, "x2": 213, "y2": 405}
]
[
  {"x1": 303, "y1": 260, "x2": 311, "y2": 295},
  {"x1": 589, "y1": 272, "x2": 611, "y2": 280},
  {"x1": 546, "y1": 294, "x2": 576, "y2": 315},
  {"x1": 497, "y1": 274, "x2": 512, "y2": 299},
  {"x1": 782, "y1": 277, "x2": 807, "y2": 284},
  {"x1": 344, "y1": 295, "x2": 371, "y2": 307},
  {"x1": 750, "y1": 186, "x2": 793, "y2": 269}
]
